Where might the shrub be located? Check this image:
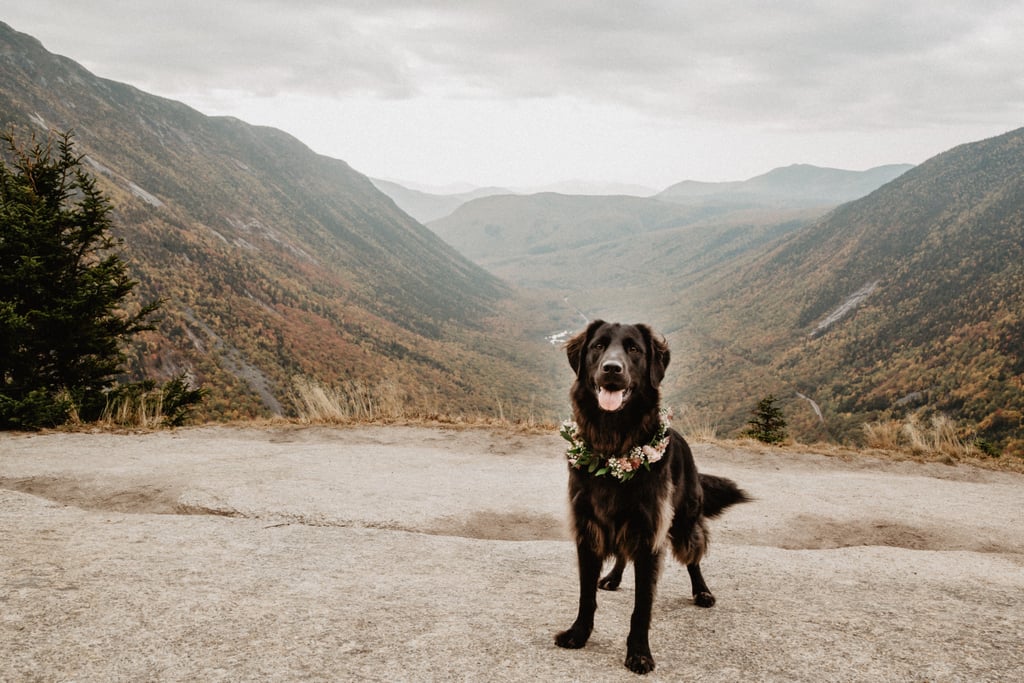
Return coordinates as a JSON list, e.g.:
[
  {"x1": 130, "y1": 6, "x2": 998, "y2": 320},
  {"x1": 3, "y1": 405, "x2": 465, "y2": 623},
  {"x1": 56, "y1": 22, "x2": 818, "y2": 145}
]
[{"x1": 101, "y1": 373, "x2": 207, "y2": 428}]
